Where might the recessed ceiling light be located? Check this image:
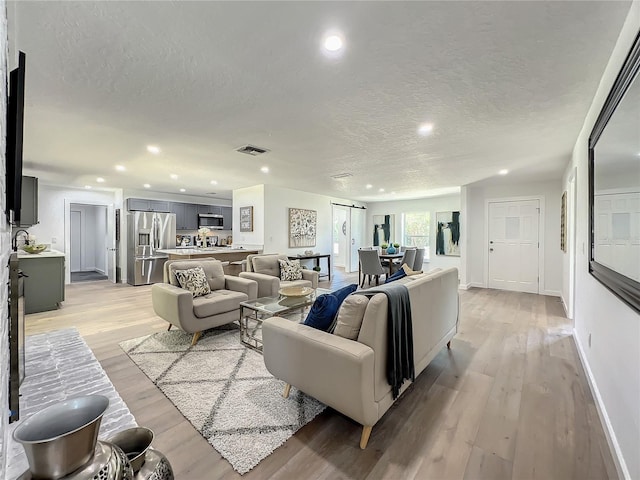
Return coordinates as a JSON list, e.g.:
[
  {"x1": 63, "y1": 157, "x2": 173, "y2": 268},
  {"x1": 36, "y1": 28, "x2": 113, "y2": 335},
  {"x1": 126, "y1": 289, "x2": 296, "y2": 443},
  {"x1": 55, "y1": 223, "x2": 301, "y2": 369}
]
[
  {"x1": 261, "y1": 166, "x2": 269, "y2": 173},
  {"x1": 84, "y1": 185, "x2": 92, "y2": 189},
  {"x1": 170, "y1": 174, "x2": 178, "y2": 180},
  {"x1": 96, "y1": 177, "x2": 105, "y2": 183},
  {"x1": 418, "y1": 123, "x2": 434, "y2": 136},
  {"x1": 366, "y1": 184, "x2": 373, "y2": 189},
  {"x1": 143, "y1": 184, "x2": 151, "y2": 189},
  {"x1": 179, "y1": 188, "x2": 186, "y2": 193},
  {"x1": 379, "y1": 188, "x2": 385, "y2": 193},
  {"x1": 146, "y1": 145, "x2": 161, "y2": 154},
  {"x1": 323, "y1": 34, "x2": 344, "y2": 52},
  {"x1": 499, "y1": 169, "x2": 509, "y2": 175},
  {"x1": 115, "y1": 165, "x2": 126, "y2": 172},
  {"x1": 210, "y1": 180, "x2": 218, "y2": 185}
]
